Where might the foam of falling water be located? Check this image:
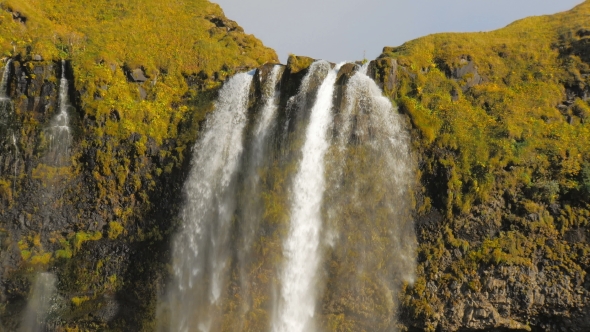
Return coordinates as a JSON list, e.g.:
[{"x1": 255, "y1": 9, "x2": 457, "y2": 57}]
[
  {"x1": 341, "y1": 69, "x2": 413, "y2": 205},
  {"x1": 237, "y1": 65, "x2": 283, "y2": 313},
  {"x1": 281, "y1": 62, "x2": 331, "y2": 148},
  {"x1": 273, "y1": 61, "x2": 343, "y2": 332},
  {"x1": 321, "y1": 67, "x2": 416, "y2": 330},
  {"x1": 47, "y1": 61, "x2": 72, "y2": 165},
  {"x1": 0, "y1": 59, "x2": 13, "y2": 129},
  {"x1": 19, "y1": 273, "x2": 57, "y2": 332},
  {"x1": 0, "y1": 59, "x2": 11, "y2": 99},
  {"x1": 165, "y1": 71, "x2": 254, "y2": 332}
]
